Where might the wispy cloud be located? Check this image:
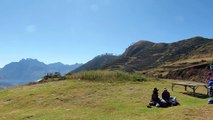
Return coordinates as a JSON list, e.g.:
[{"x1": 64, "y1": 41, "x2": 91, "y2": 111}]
[
  {"x1": 175, "y1": 15, "x2": 185, "y2": 23},
  {"x1": 90, "y1": 4, "x2": 99, "y2": 12},
  {"x1": 89, "y1": 0, "x2": 111, "y2": 12},
  {"x1": 25, "y1": 25, "x2": 37, "y2": 33},
  {"x1": 103, "y1": 0, "x2": 110, "y2": 5}
]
